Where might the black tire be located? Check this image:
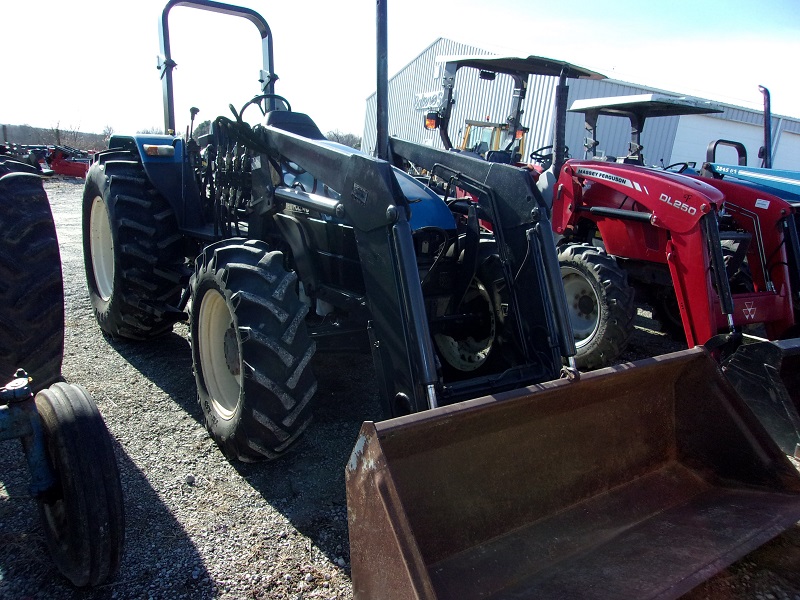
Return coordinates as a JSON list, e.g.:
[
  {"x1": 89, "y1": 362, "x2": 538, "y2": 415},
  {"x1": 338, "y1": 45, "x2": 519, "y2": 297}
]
[
  {"x1": 0, "y1": 158, "x2": 64, "y2": 391},
  {"x1": 82, "y1": 156, "x2": 184, "y2": 340},
  {"x1": 558, "y1": 243, "x2": 636, "y2": 370},
  {"x1": 35, "y1": 382, "x2": 125, "y2": 587},
  {"x1": 190, "y1": 239, "x2": 317, "y2": 462}
]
